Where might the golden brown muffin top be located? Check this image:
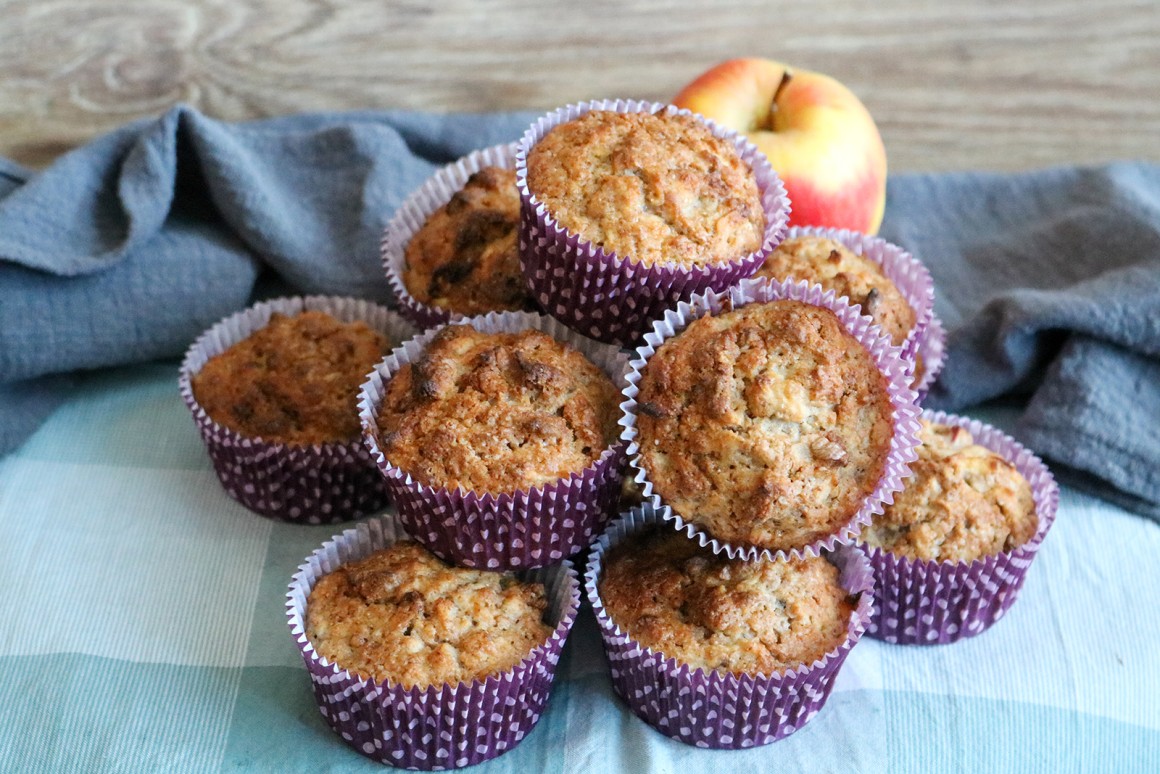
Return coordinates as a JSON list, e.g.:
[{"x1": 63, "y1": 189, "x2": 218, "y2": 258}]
[
  {"x1": 525, "y1": 110, "x2": 765, "y2": 269},
  {"x1": 376, "y1": 324, "x2": 621, "y2": 493},
  {"x1": 636, "y1": 300, "x2": 894, "y2": 552},
  {"x1": 402, "y1": 166, "x2": 536, "y2": 316},
  {"x1": 861, "y1": 420, "x2": 1037, "y2": 562},
  {"x1": 191, "y1": 310, "x2": 389, "y2": 446},
  {"x1": 305, "y1": 540, "x2": 552, "y2": 689},
  {"x1": 600, "y1": 528, "x2": 854, "y2": 676},
  {"x1": 754, "y1": 236, "x2": 916, "y2": 347}
]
